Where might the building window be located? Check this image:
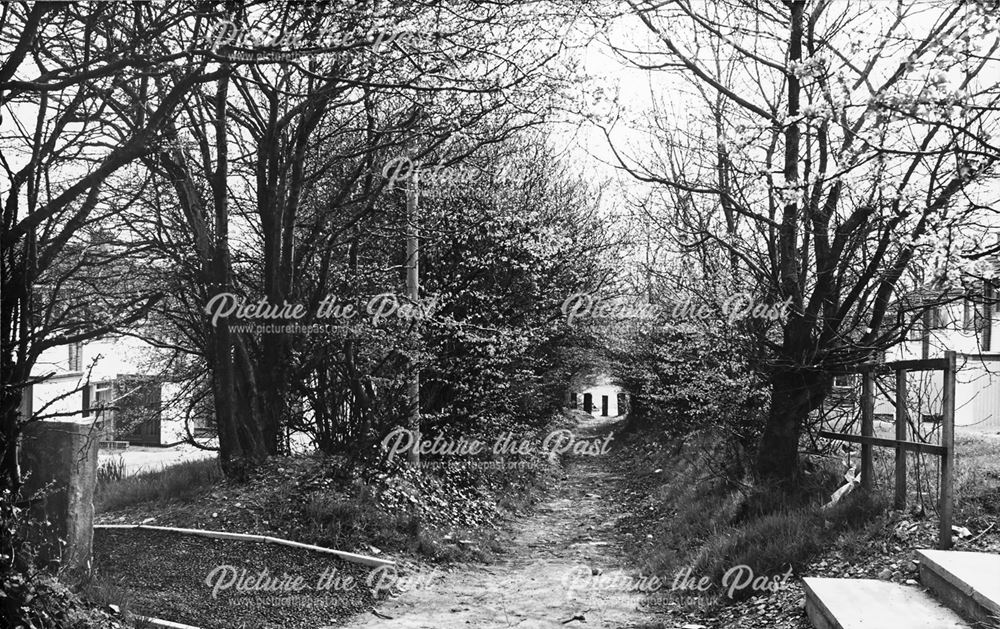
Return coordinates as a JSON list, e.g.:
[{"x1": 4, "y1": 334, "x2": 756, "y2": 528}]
[
  {"x1": 963, "y1": 297, "x2": 990, "y2": 335},
  {"x1": 927, "y1": 306, "x2": 947, "y2": 329},
  {"x1": 68, "y1": 342, "x2": 82, "y2": 372},
  {"x1": 89, "y1": 382, "x2": 115, "y2": 431},
  {"x1": 833, "y1": 374, "x2": 853, "y2": 389},
  {"x1": 903, "y1": 307, "x2": 924, "y2": 340},
  {"x1": 903, "y1": 307, "x2": 941, "y2": 341}
]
